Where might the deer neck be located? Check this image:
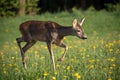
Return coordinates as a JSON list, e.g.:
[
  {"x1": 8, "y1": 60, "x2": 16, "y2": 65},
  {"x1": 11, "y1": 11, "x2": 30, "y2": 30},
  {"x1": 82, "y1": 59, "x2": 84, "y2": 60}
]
[{"x1": 58, "y1": 26, "x2": 75, "y2": 37}]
